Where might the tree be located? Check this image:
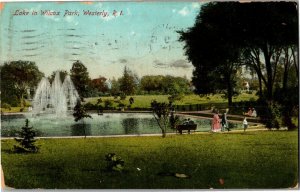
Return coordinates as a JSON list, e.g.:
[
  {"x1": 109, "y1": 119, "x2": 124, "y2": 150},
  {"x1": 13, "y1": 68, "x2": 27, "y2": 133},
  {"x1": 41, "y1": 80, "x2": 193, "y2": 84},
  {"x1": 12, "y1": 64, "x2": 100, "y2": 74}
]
[
  {"x1": 0, "y1": 61, "x2": 43, "y2": 107},
  {"x1": 48, "y1": 70, "x2": 68, "y2": 84},
  {"x1": 119, "y1": 66, "x2": 138, "y2": 95},
  {"x1": 140, "y1": 75, "x2": 191, "y2": 95},
  {"x1": 178, "y1": 2, "x2": 242, "y2": 105},
  {"x1": 70, "y1": 60, "x2": 91, "y2": 99},
  {"x1": 151, "y1": 100, "x2": 172, "y2": 138},
  {"x1": 91, "y1": 76, "x2": 109, "y2": 94},
  {"x1": 238, "y1": 2, "x2": 298, "y2": 100},
  {"x1": 73, "y1": 99, "x2": 92, "y2": 138},
  {"x1": 110, "y1": 77, "x2": 120, "y2": 96},
  {"x1": 14, "y1": 119, "x2": 38, "y2": 153},
  {"x1": 179, "y1": 2, "x2": 298, "y2": 104},
  {"x1": 140, "y1": 75, "x2": 164, "y2": 94}
]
